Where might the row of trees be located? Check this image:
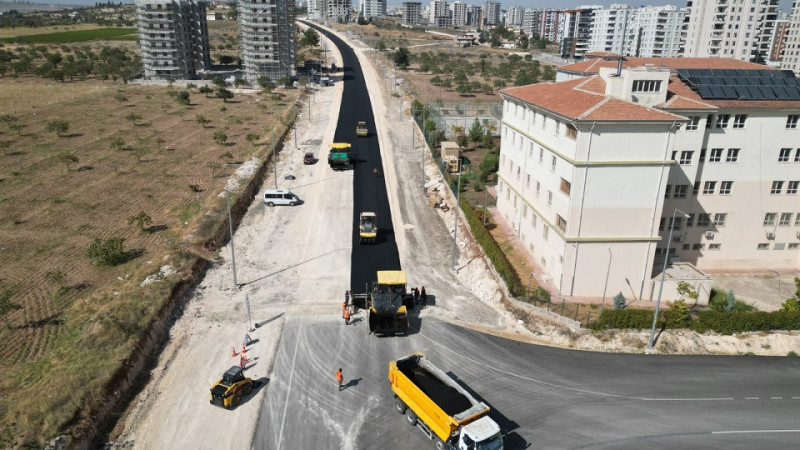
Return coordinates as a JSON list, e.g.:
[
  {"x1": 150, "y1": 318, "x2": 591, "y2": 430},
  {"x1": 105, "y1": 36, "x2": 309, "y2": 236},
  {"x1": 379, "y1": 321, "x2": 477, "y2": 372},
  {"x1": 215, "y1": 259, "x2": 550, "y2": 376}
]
[{"x1": 0, "y1": 44, "x2": 140, "y2": 82}]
